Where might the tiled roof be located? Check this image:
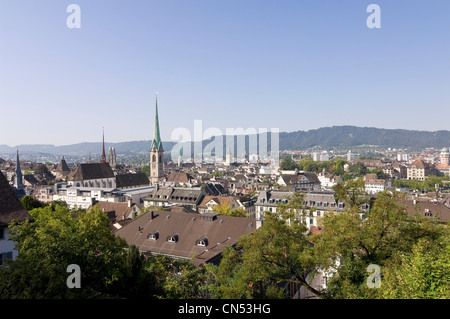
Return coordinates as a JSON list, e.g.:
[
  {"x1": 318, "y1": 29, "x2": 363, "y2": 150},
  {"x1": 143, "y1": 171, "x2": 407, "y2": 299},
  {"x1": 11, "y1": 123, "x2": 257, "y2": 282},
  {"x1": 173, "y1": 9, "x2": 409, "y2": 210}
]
[
  {"x1": 198, "y1": 195, "x2": 236, "y2": 208},
  {"x1": 115, "y1": 210, "x2": 256, "y2": 266},
  {"x1": 402, "y1": 197, "x2": 450, "y2": 224},
  {"x1": 0, "y1": 171, "x2": 33, "y2": 226},
  {"x1": 165, "y1": 172, "x2": 193, "y2": 183},
  {"x1": 68, "y1": 162, "x2": 114, "y2": 181},
  {"x1": 96, "y1": 201, "x2": 135, "y2": 221}
]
